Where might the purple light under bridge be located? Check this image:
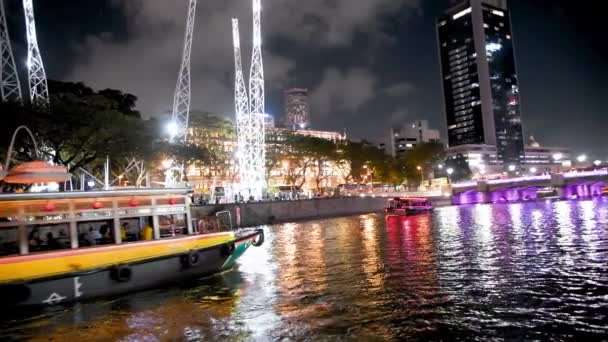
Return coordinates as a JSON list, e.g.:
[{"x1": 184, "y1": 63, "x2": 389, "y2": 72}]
[
  {"x1": 490, "y1": 187, "x2": 538, "y2": 204},
  {"x1": 561, "y1": 182, "x2": 604, "y2": 199},
  {"x1": 452, "y1": 187, "x2": 540, "y2": 205},
  {"x1": 452, "y1": 190, "x2": 487, "y2": 205}
]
